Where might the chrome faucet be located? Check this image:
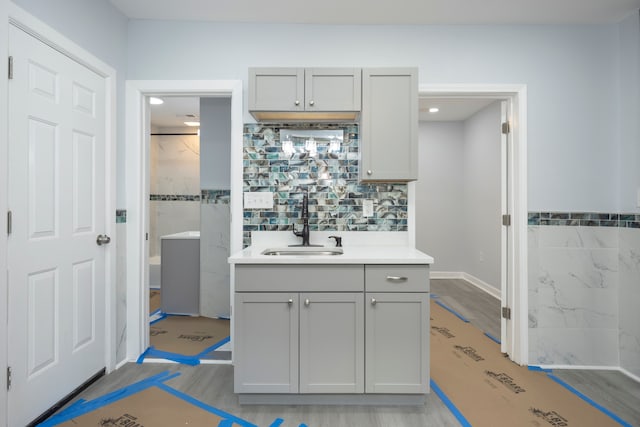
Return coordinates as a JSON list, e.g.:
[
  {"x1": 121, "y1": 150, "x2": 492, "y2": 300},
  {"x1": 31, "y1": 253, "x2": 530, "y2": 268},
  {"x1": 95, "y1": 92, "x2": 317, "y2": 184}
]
[{"x1": 292, "y1": 193, "x2": 311, "y2": 246}]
